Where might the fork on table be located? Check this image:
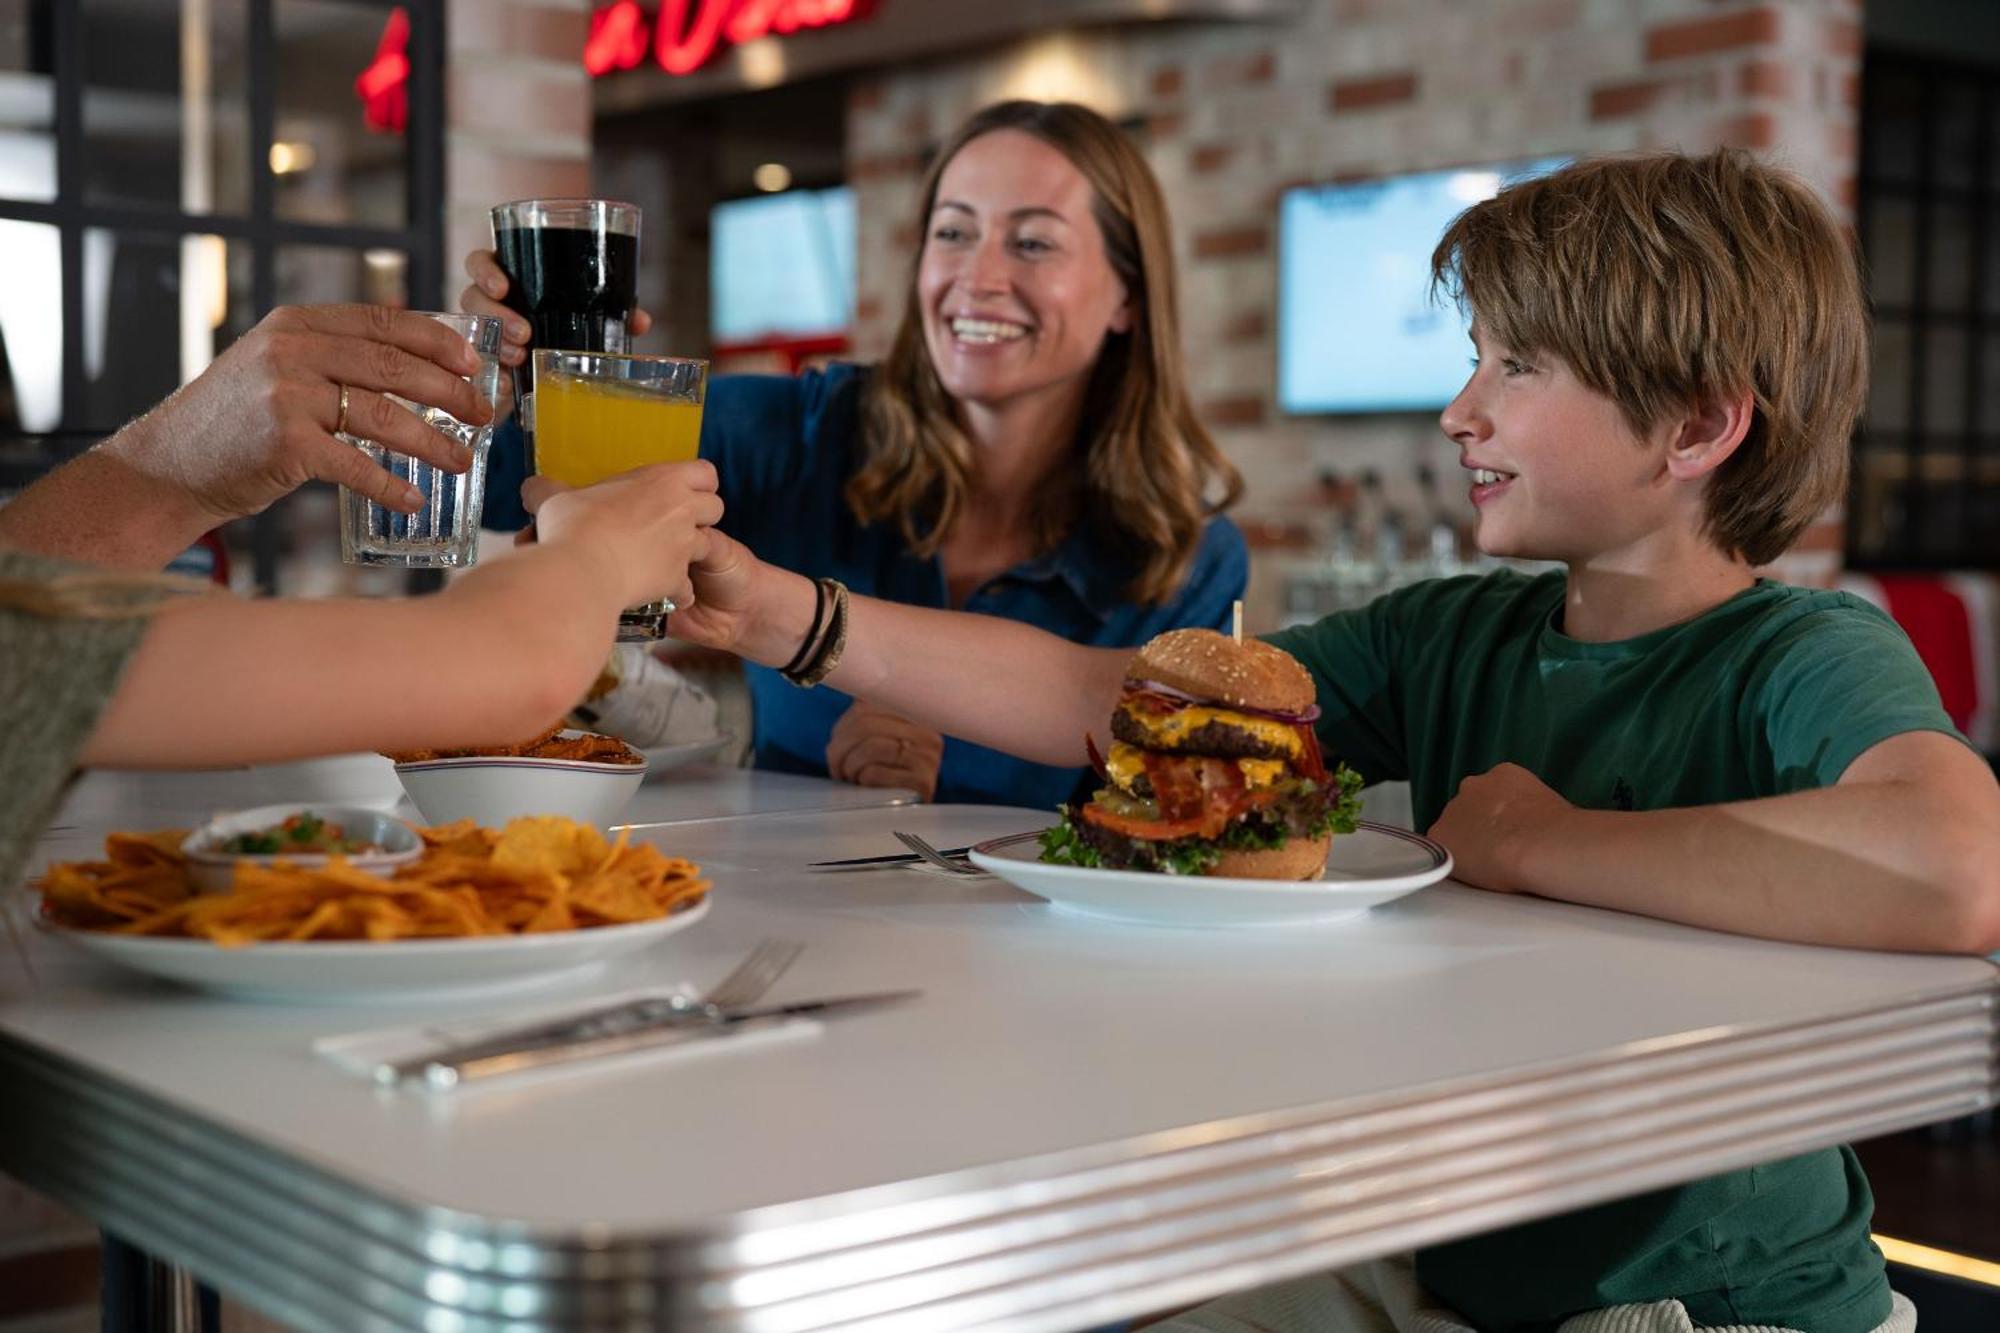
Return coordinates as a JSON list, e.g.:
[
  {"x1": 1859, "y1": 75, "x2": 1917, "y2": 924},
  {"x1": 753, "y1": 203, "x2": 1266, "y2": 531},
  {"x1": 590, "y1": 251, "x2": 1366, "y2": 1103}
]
[
  {"x1": 384, "y1": 937, "x2": 806, "y2": 1088},
  {"x1": 891, "y1": 830, "x2": 984, "y2": 876}
]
